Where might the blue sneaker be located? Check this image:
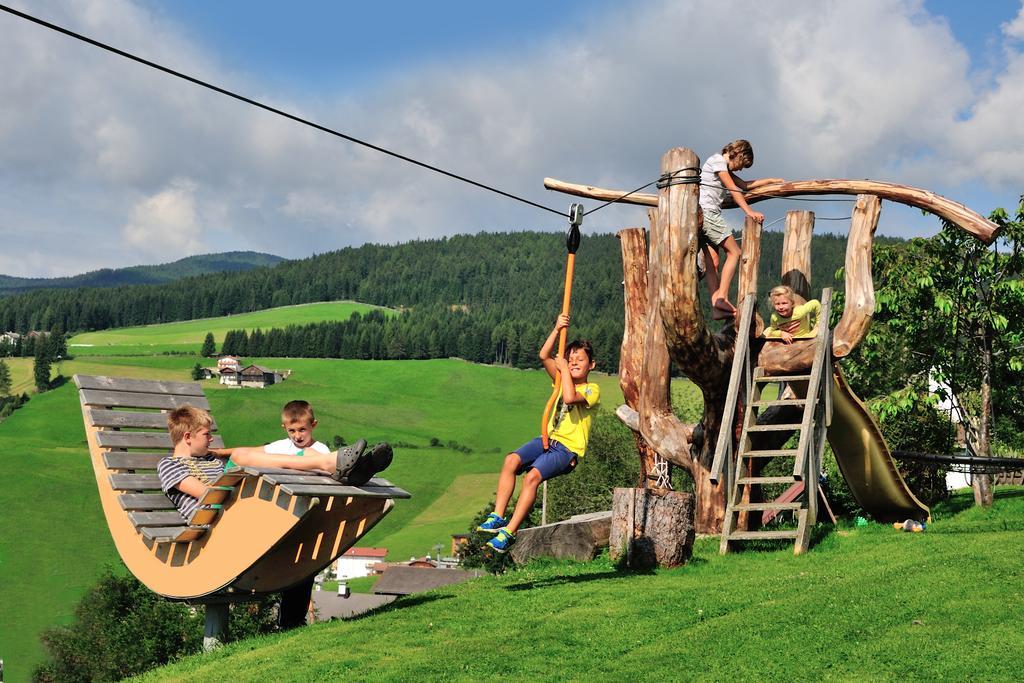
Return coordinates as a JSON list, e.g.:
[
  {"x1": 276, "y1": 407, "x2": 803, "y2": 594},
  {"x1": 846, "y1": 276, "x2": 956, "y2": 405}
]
[
  {"x1": 476, "y1": 512, "x2": 508, "y2": 533},
  {"x1": 485, "y1": 529, "x2": 516, "y2": 554}
]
